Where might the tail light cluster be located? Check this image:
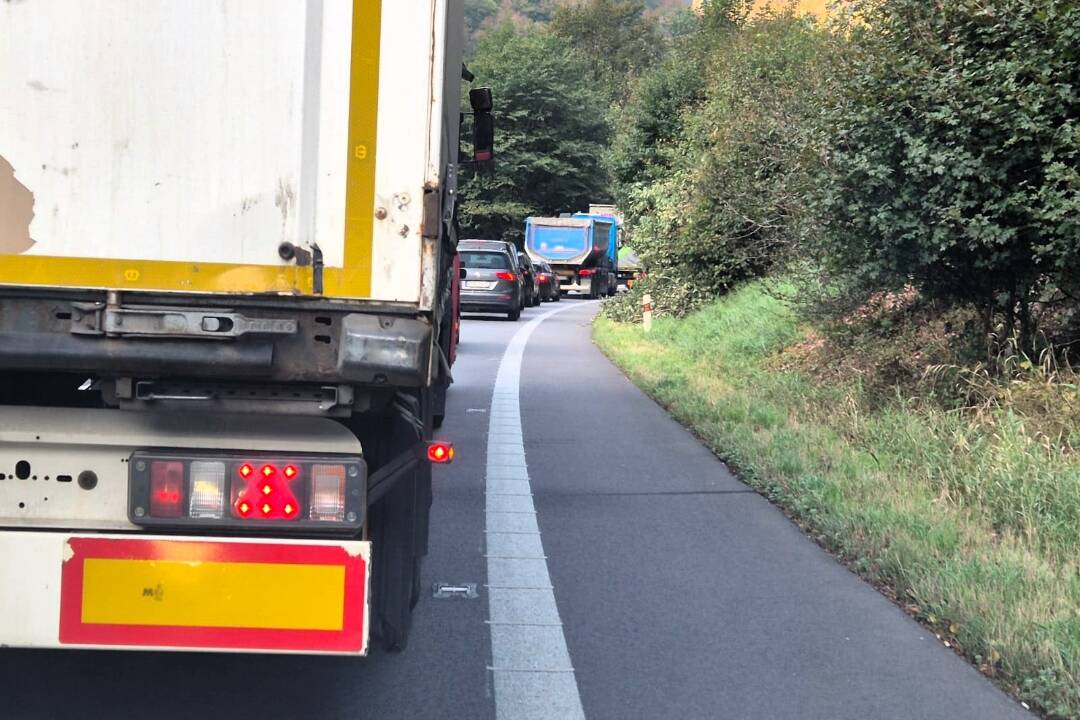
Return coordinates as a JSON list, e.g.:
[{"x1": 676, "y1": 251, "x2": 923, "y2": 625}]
[
  {"x1": 129, "y1": 452, "x2": 365, "y2": 532},
  {"x1": 495, "y1": 271, "x2": 517, "y2": 282}
]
